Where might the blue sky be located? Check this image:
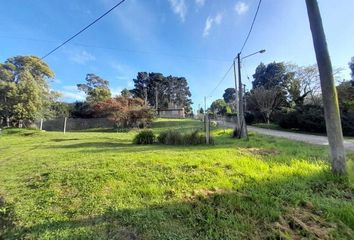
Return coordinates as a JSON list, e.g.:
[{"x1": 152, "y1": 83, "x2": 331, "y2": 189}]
[{"x1": 1, "y1": 0, "x2": 353, "y2": 110}]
